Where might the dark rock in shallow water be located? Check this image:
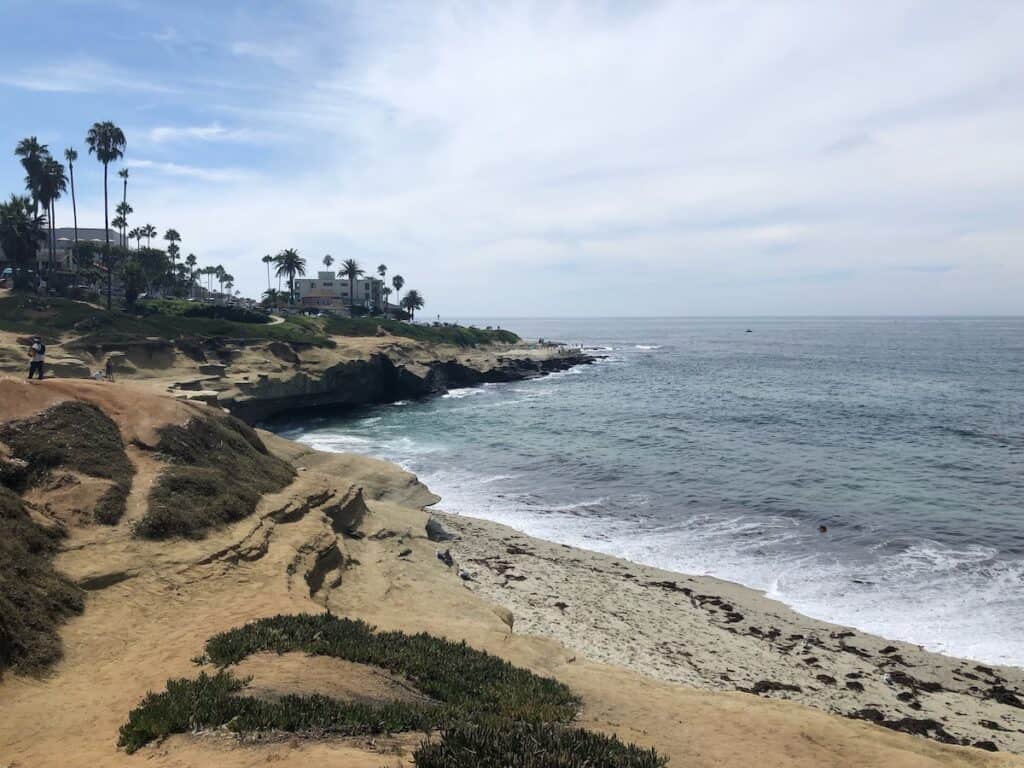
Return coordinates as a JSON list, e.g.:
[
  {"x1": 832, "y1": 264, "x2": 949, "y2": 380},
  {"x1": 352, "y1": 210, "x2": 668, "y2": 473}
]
[
  {"x1": 845, "y1": 681, "x2": 865, "y2": 692},
  {"x1": 974, "y1": 741, "x2": 998, "y2": 752},
  {"x1": 745, "y1": 680, "x2": 802, "y2": 695},
  {"x1": 426, "y1": 517, "x2": 456, "y2": 542},
  {"x1": 986, "y1": 685, "x2": 1024, "y2": 709}
]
